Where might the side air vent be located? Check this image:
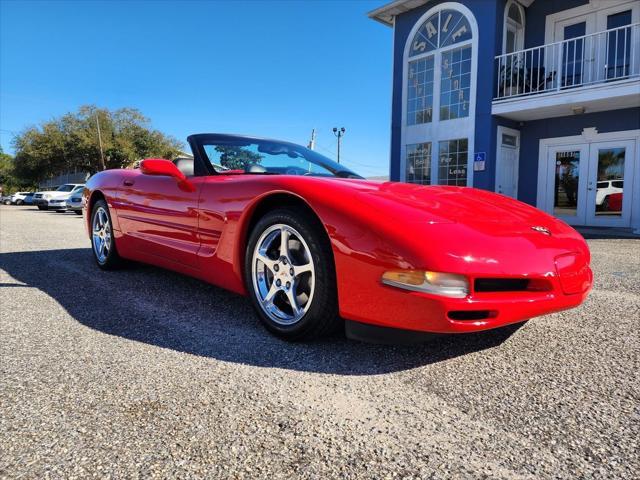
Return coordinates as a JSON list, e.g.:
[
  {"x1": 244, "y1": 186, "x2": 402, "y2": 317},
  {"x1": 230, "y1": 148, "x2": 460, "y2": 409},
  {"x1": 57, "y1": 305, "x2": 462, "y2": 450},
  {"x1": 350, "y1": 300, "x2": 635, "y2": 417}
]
[{"x1": 448, "y1": 310, "x2": 496, "y2": 321}]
